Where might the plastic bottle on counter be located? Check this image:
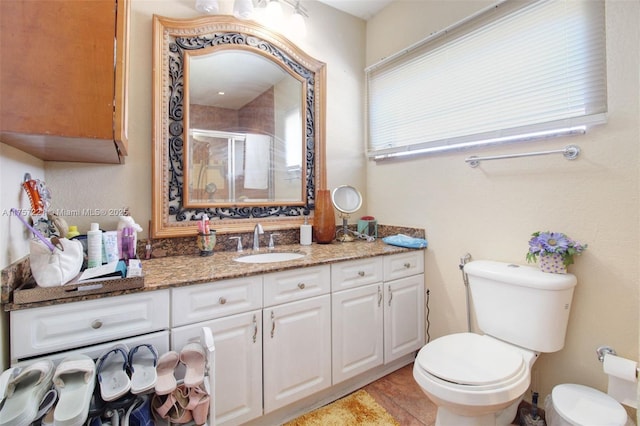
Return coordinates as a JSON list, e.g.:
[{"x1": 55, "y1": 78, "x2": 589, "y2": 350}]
[
  {"x1": 87, "y1": 223, "x2": 103, "y2": 268},
  {"x1": 300, "y1": 216, "x2": 312, "y2": 245},
  {"x1": 66, "y1": 225, "x2": 80, "y2": 239}
]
